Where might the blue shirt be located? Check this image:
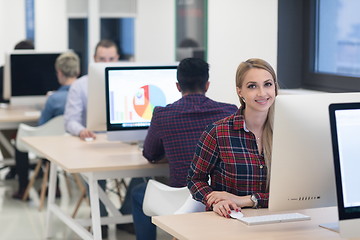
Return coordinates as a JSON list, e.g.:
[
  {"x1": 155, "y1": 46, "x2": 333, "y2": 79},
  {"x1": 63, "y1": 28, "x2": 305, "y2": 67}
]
[
  {"x1": 143, "y1": 94, "x2": 238, "y2": 187},
  {"x1": 38, "y1": 85, "x2": 71, "y2": 125}
]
